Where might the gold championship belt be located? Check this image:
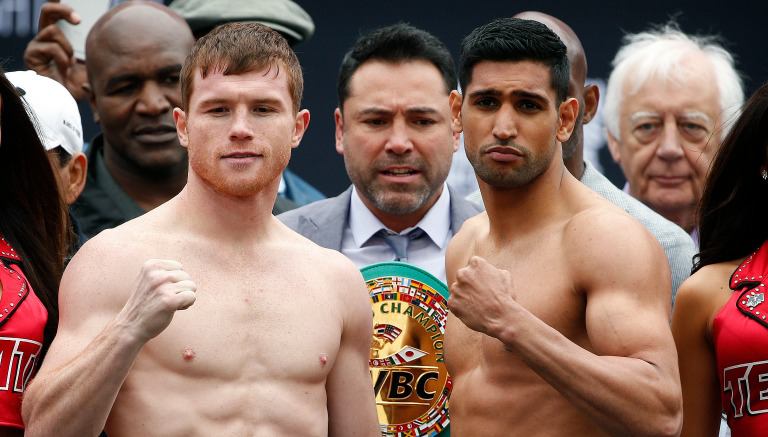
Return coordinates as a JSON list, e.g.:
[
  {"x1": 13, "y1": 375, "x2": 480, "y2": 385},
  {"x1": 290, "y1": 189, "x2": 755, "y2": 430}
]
[{"x1": 361, "y1": 263, "x2": 451, "y2": 436}]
